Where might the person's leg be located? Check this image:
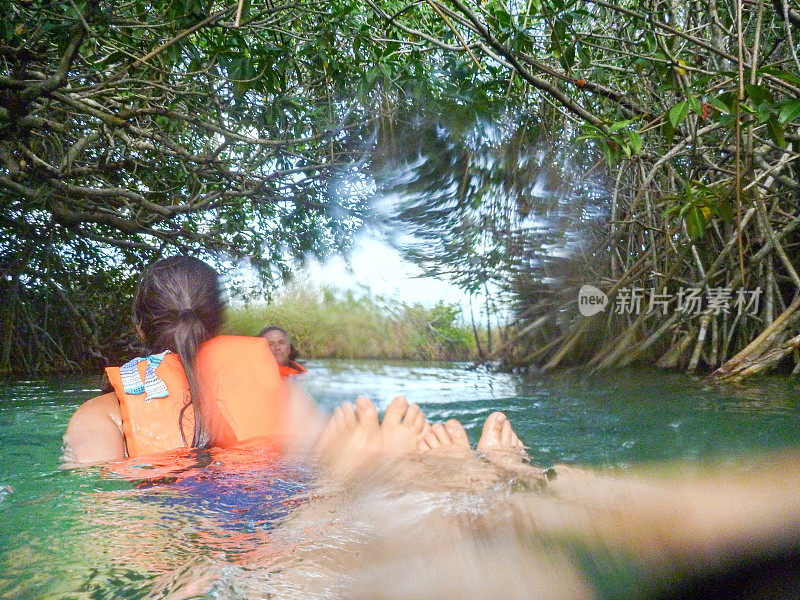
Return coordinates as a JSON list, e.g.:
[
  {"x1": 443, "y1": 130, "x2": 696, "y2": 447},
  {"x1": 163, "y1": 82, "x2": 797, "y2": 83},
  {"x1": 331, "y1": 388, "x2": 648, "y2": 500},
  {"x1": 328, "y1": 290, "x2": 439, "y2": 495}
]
[
  {"x1": 504, "y1": 453, "x2": 800, "y2": 594},
  {"x1": 264, "y1": 411, "x2": 579, "y2": 599}
]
